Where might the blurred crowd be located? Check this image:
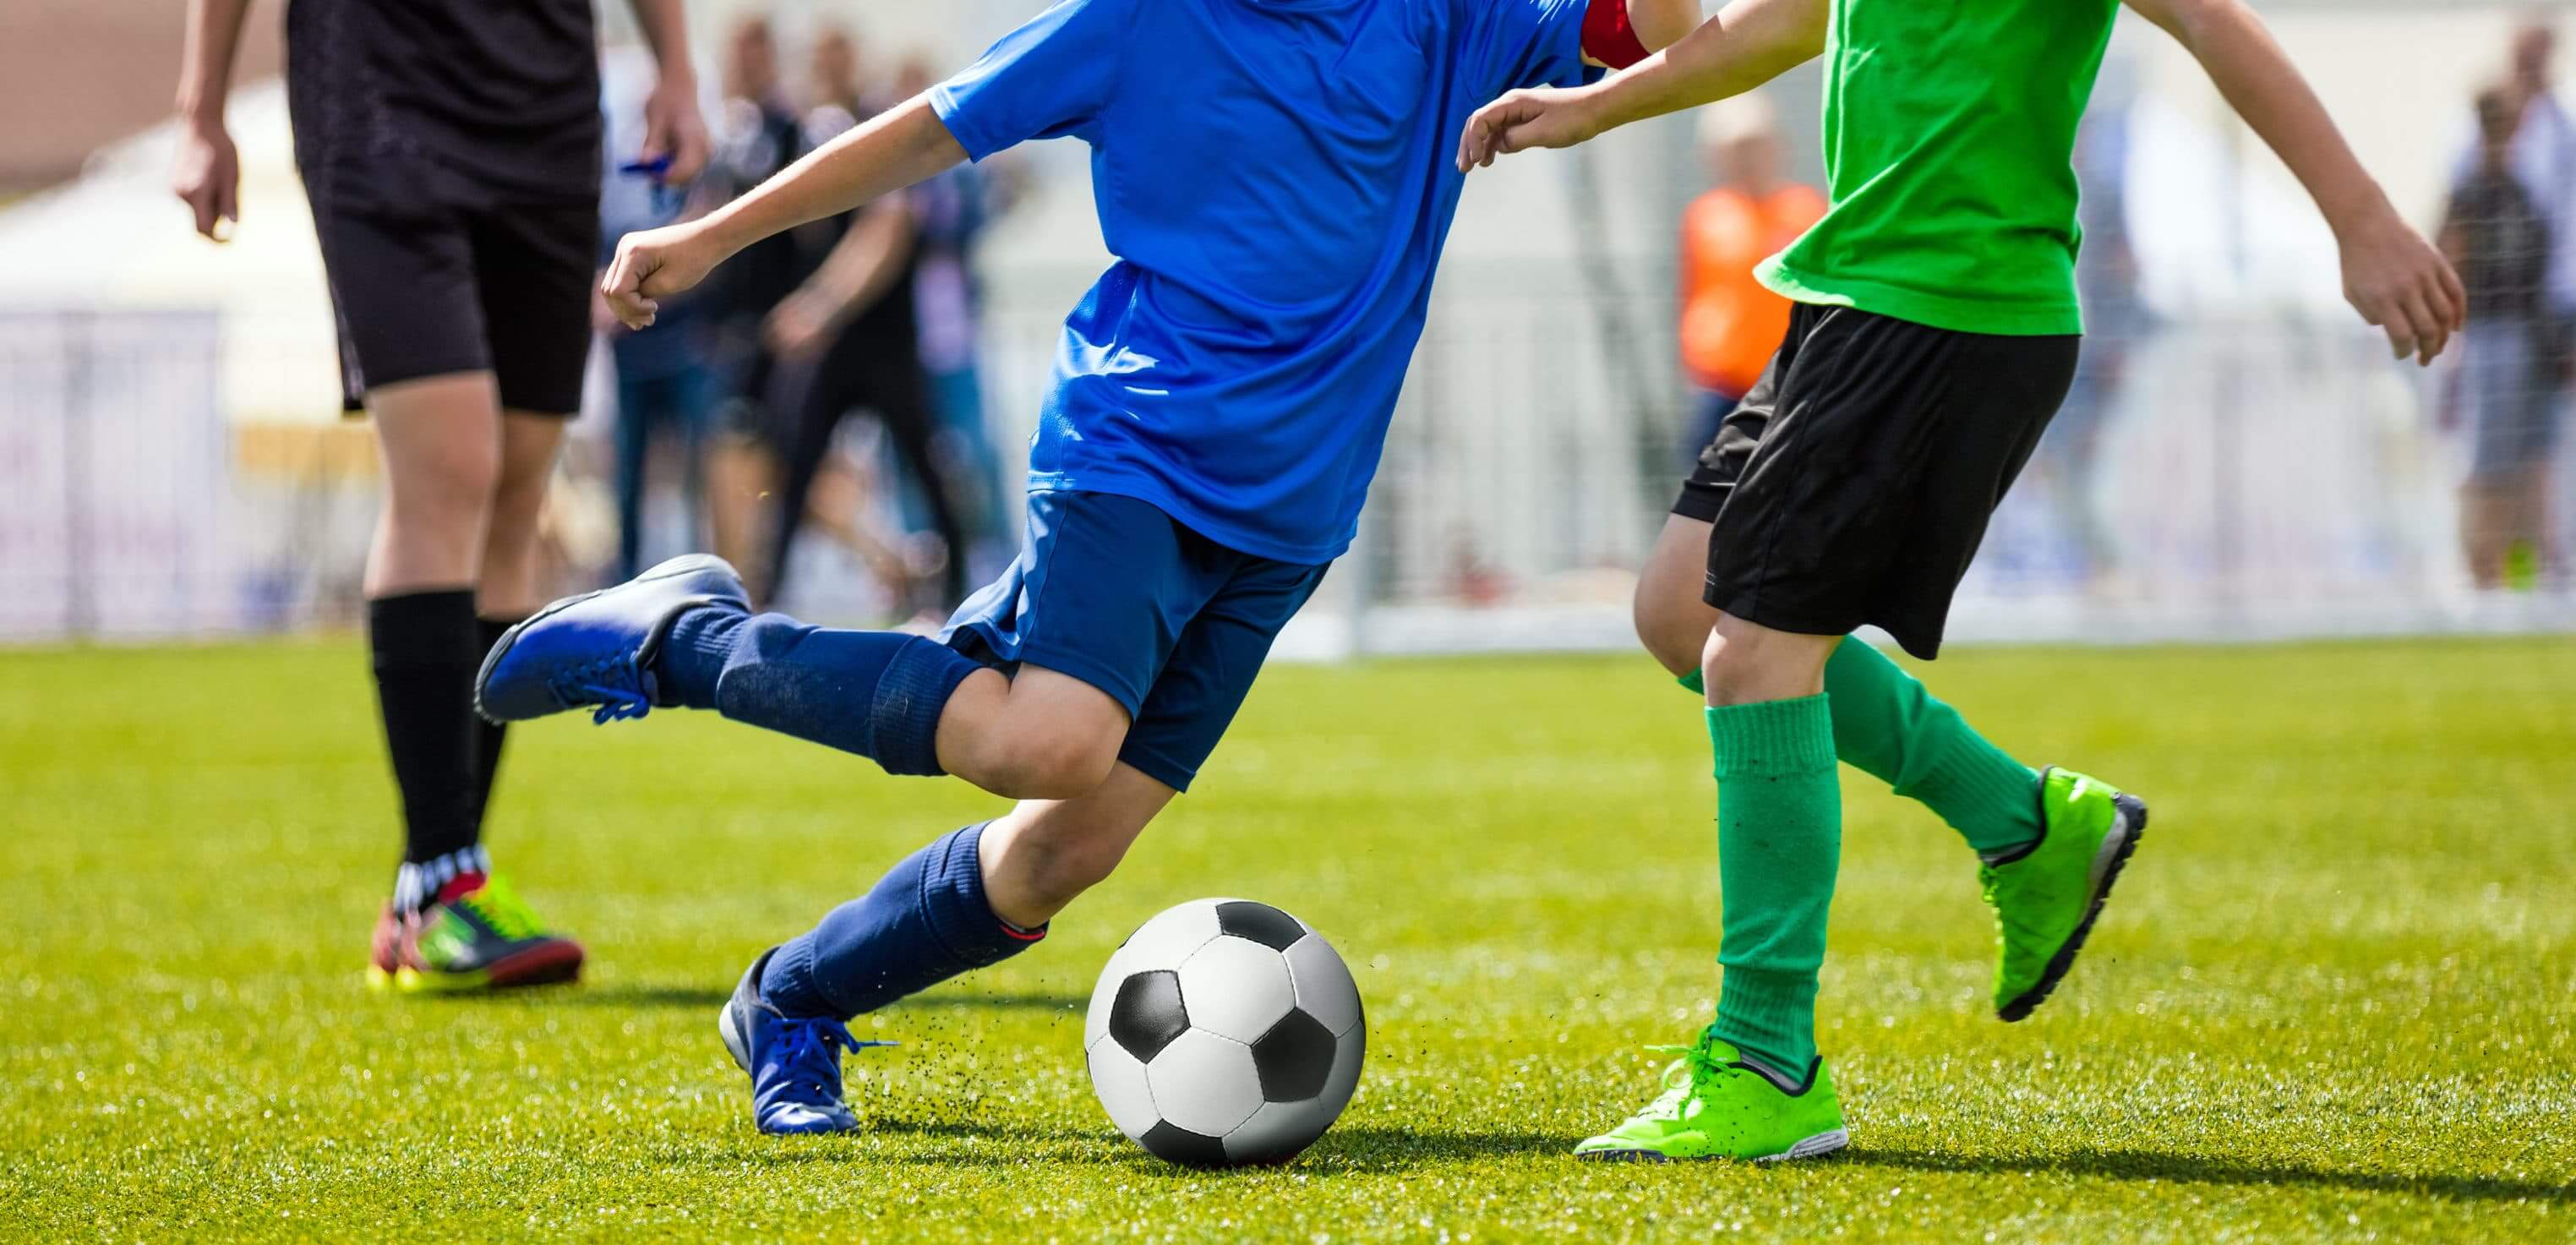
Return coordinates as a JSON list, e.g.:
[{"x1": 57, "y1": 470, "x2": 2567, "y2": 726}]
[
  {"x1": 595, "y1": 17, "x2": 1024, "y2": 622},
  {"x1": 2439, "y1": 19, "x2": 2570, "y2": 591}
]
